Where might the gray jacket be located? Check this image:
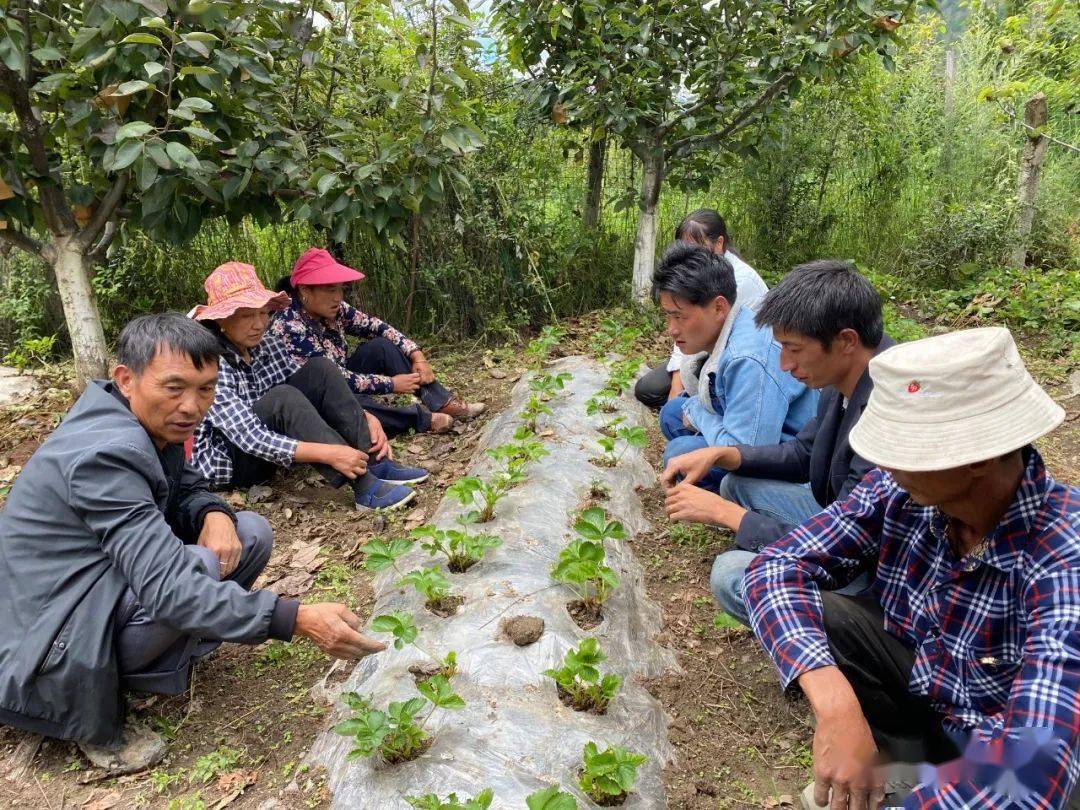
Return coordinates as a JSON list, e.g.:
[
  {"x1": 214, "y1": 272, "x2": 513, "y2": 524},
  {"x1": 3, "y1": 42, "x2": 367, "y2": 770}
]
[{"x1": 0, "y1": 381, "x2": 291, "y2": 745}]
